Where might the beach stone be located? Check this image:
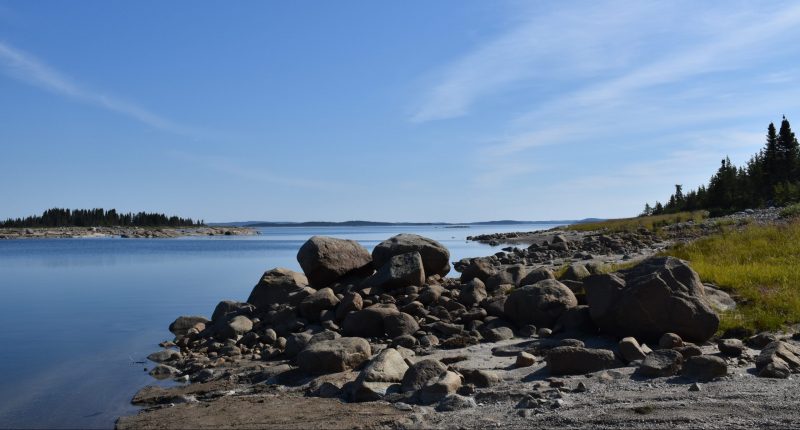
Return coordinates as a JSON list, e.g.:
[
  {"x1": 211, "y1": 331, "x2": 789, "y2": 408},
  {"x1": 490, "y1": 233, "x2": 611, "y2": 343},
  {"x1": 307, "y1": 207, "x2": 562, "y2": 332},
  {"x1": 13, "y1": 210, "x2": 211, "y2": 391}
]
[
  {"x1": 418, "y1": 284, "x2": 445, "y2": 306},
  {"x1": 168, "y1": 316, "x2": 209, "y2": 337},
  {"x1": 748, "y1": 332, "x2": 778, "y2": 349},
  {"x1": 383, "y1": 312, "x2": 420, "y2": 338},
  {"x1": 459, "y1": 258, "x2": 497, "y2": 283},
  {"x1": 561, "y1": 263, "x2": 591, "y2": 282},
  {"x1": 335, "y1": 292, "x2": 363, "y2": 321},
  {"x1": 149, "y1": 364, "x2": 180, "y2": 380},
  {"x1": 392, "y1": 334, "x2": 418, "y2": 349},
  {"x1": 504, "y1": 279, "x2": 578, "y2": 327},
  {"x1": 584, "y1": 257, "x2": 719, "y2": 342},
  {"x1": 283, "y1": 333, "x2": 313, "y2": 358},
  {"x1": 361, "y1": 251, "x2": 425, "y2": 292},
  {"x1": 418, "y1": 371, "x2": 462, "y2": 404},
  {"x1": 659, "y1": 332, "x2": 684, "y2": 349},
  {"x1": 401, "y1": 359, "x2": 448, "y2": 392},
  {"x1": 342, "y1": 304, "x2": 399, "y2": 338},
  {"x1": 247, "y1": 268, "x2": 313, "y2": 309},
  {"x1": 516, "y1": 351, "x2": 536, "y2": 367},
  {"x1": 459, "y1": 279, "x2": 487, "y2": 307},
  {"x1": 546, "y1": 346, "x2": 620, "y2": 375},
  {"x1": 147, "y1": 349, "x2": 181, "y2": 363},
  {"x1": 296, "y1": 337, "x2": 372, "y2": 375},
  {"x1": 481, "y1": 326, "x2": 514, "y2": 342},
  {"x1": 483, "y1": 296, "x2": 507, "y2": 318},
  {"x1": 211, "y1": 300, "x2": 254, "y2": 323},
  {"x1": 351, "y1": 348, "x2": 409, "y2": 402},
  {"x1": 618, "y1": 337, "x2": 647, "y2": 363},
  {"x1": 637, "y1": 349, "x2": 683, "y2": 377},
  {"x1": 485, "y1": 265, "x2": 528, "y2": 291},
  {"x1": 683, "y1": 355, "x2": 728, "y2": 381},
  {"x1": 372, "y1": 234, "x2": 451, "y2": 277},
  {"x1": 718, "y1": 338, "x2": 745, "y2": 357},
  {"x1": 217, "y1": 315, "x2": 253, "y2": 340},
  {"x1": 459, "y1": 369, "x2": 500, "y2": 388},
  {"x1": 519, "y1": 267, "x2": 555, "y2": 286},
  {"x1": 756, "y1": 341, "x2": 800, "y2": 378},
  {"x1": 436, "y1": 394, "x2": 477, "y2": 412},
  {"x1": 297, "y1": 236, "x2": 372, "y2": 288},
  {"x1": 299, "y1": 287, "x2": 340, "y2": 321}
]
